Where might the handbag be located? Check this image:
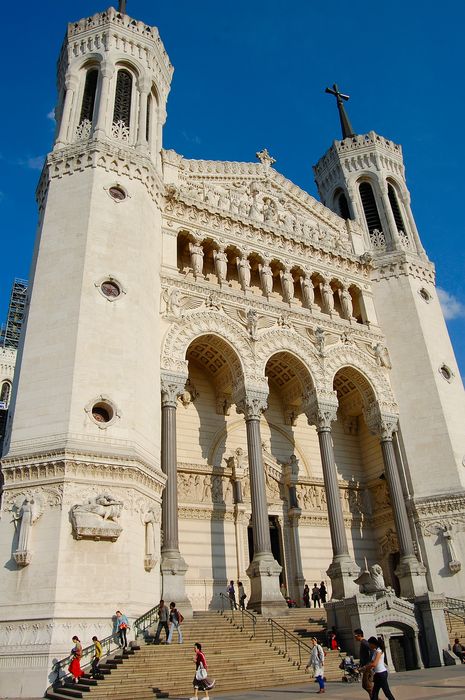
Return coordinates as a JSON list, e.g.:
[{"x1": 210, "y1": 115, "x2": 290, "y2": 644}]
[{"x1": 195, "y1": 662, "x2": 208, "y2": 681}]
